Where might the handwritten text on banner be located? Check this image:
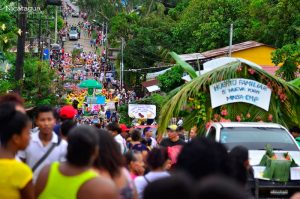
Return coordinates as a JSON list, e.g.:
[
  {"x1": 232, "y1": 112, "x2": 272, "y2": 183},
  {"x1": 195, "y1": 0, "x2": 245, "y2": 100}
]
[{"x1": 209, "y1": 78, "x2": 271, "y2": 111}]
